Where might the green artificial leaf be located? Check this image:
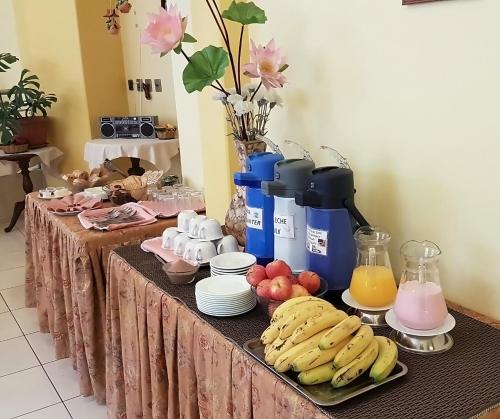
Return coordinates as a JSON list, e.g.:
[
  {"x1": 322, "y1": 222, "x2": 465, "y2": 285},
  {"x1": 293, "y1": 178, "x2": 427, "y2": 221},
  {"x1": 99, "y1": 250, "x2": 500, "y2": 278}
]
[
  {"x1": 182, "y1": 46, "x2": 229, "y2": 93},
  {"x1": 0, "y1": 53, "x2": 19, "y2": 73},
  {"x1": 173, "y1": 45, "x2": 182, "y2": 54},
  {"x1": 221, "y1": 1, "x2": 267, "y2": 25},
  {"x1": 160, "y1": 52, "x2": 168, "y2": 57},
  {"x1": 182, "y1": 33, "x2": 197, "y2": 43}
]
